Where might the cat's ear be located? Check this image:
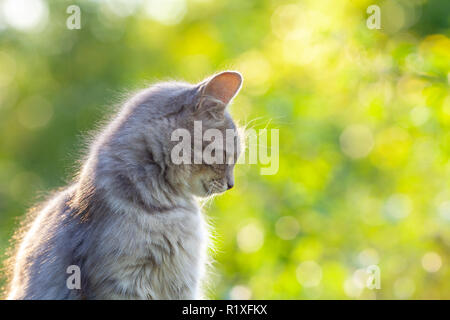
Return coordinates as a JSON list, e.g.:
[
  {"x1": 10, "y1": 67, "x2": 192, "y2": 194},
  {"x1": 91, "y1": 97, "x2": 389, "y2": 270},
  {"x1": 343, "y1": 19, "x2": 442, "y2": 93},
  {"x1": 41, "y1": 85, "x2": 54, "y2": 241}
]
[
  {"x1": 200, "y1": 71, "x2": 243, "y2": 105},
  {"x1": 195, "y1": 71, "x2": 243, "y2": 120}
]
